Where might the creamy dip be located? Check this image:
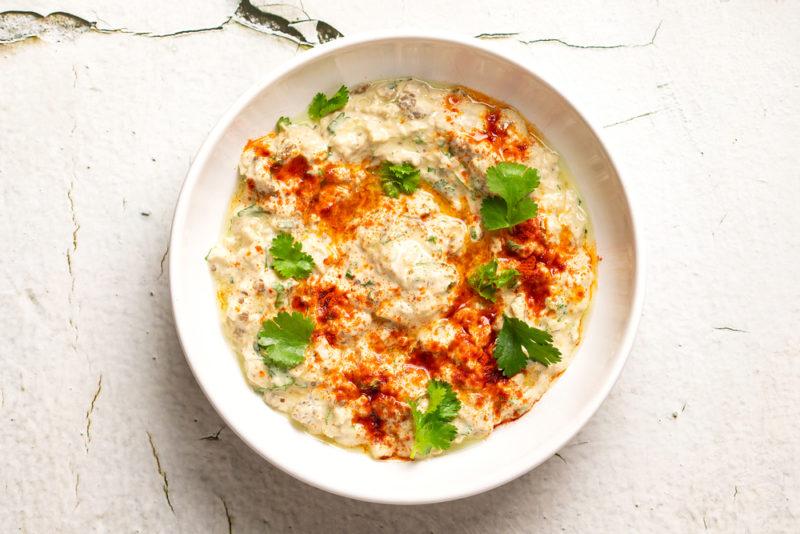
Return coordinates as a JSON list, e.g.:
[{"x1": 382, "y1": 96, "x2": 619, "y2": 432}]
[{"x1": 207, "y1": 79, "x2": 596, "y2": 459}]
